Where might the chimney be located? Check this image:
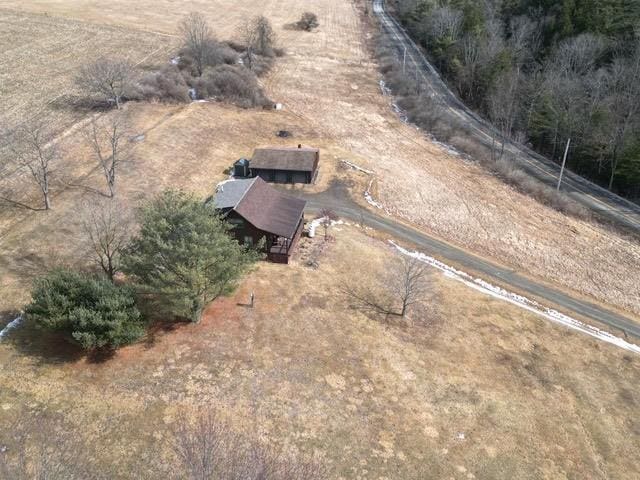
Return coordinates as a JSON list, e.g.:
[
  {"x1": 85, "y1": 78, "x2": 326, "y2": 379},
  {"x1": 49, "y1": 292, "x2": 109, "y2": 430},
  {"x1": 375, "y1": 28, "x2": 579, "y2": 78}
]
[{"x1": 298, "y1": 144, "x2": 302, "y2": 149}]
